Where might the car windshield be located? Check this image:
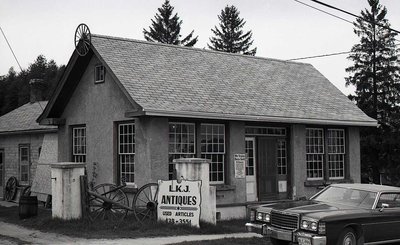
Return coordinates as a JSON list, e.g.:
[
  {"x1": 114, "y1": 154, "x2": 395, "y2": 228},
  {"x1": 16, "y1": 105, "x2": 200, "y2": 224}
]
[{"x1": 312, "y1": 186, "x2": 377, "y2": 209}]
